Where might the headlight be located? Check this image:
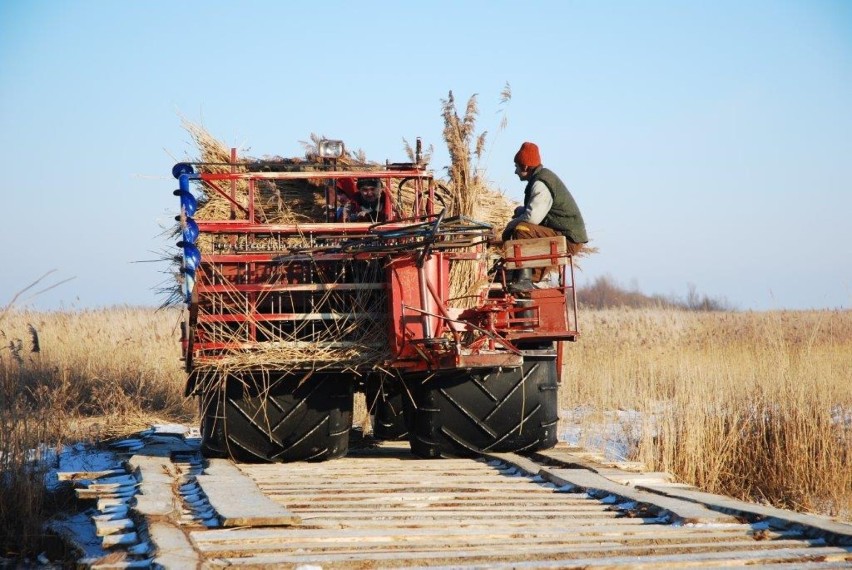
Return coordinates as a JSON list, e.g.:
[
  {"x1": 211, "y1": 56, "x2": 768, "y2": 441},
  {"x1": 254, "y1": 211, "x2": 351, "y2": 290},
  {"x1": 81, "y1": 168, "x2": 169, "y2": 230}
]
[{"x1": 318, "y1": 139, "x2": 345, "y2": 159}]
